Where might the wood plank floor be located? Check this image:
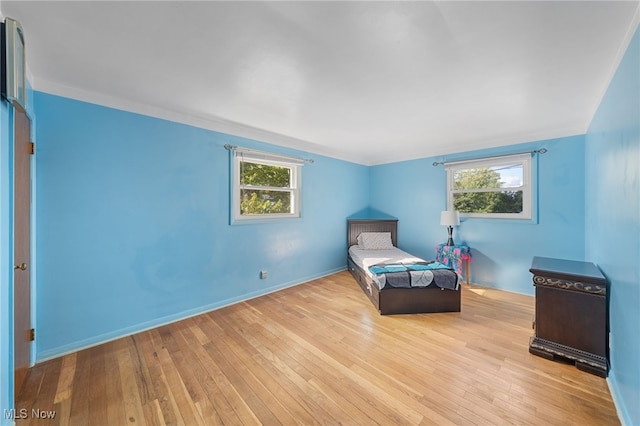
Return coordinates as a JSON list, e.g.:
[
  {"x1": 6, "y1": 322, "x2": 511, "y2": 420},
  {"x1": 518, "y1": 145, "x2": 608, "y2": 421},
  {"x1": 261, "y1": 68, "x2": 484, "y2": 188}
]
[{"x1": 16, "y1": 271, "x2": 619, "y2": 425}]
